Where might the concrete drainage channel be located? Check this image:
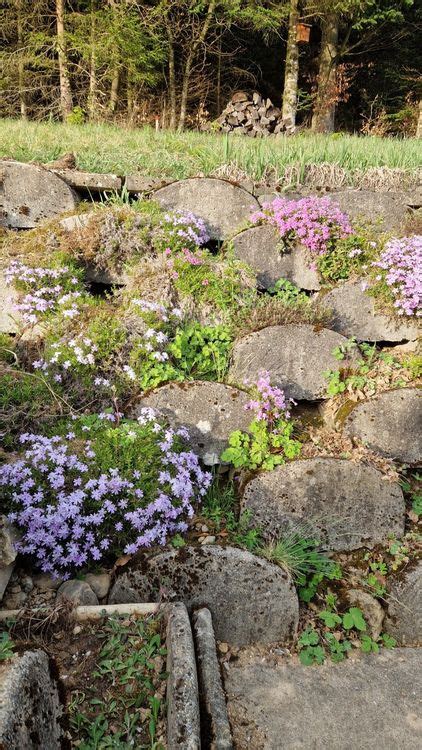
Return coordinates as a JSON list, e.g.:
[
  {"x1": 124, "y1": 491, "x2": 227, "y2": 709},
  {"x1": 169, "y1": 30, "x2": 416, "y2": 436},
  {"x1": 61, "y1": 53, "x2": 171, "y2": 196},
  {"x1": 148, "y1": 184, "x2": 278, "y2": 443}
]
[{"x1": 0, "y1": 602, "x2": 232, "y2": 750}]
